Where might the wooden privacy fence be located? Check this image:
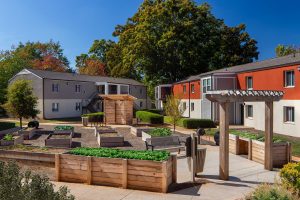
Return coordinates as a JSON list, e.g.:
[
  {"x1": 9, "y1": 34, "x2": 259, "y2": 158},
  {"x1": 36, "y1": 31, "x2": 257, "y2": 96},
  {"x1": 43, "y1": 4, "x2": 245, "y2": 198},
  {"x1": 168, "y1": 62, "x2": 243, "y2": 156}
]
[{"x1": 55, "y1": 154, "x2": 177, "y2": 193}]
